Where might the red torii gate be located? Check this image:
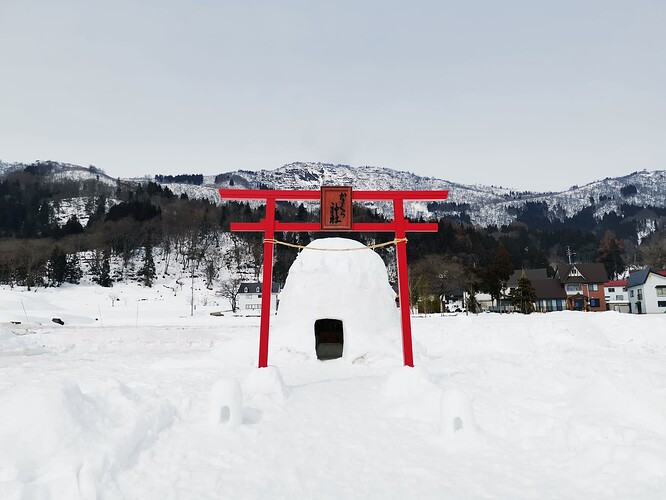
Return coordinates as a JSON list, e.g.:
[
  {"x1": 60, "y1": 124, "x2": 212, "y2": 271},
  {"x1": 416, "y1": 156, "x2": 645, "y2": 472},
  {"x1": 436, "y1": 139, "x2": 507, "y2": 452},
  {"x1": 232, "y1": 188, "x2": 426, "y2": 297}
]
[{"x1": 218, "y1": 188, "x2": 448, "y2": 368}]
